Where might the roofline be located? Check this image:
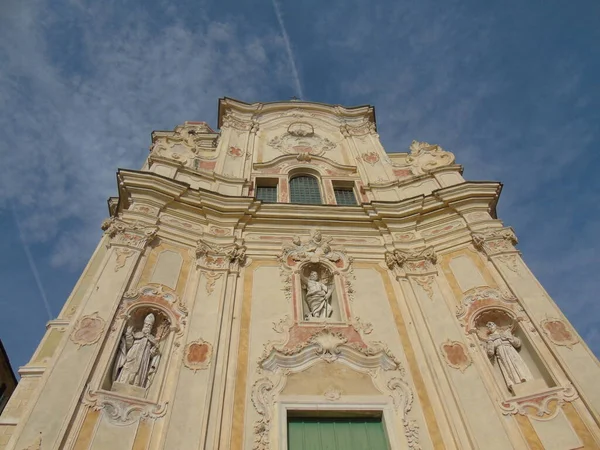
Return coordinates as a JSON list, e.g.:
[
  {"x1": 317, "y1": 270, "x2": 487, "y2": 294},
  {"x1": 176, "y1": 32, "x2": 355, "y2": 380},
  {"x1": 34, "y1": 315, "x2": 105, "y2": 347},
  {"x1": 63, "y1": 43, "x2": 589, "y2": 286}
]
[{"x1": 217, "y1": 97, "x2": 377, "y2": 129}]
